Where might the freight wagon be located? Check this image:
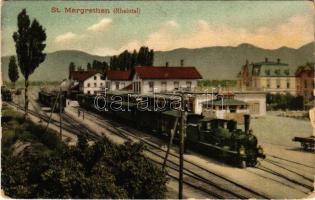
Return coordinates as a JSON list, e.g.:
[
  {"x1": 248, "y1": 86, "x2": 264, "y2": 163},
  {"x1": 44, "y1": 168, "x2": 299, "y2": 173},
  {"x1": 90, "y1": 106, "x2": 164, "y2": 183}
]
[
  {"x1": 1, "y1": 86, "x2": 12, "y2": 102},
  {"x1": 38, "y1": 90, "x2": 66, "y2": 112}
]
